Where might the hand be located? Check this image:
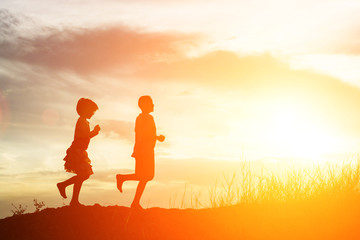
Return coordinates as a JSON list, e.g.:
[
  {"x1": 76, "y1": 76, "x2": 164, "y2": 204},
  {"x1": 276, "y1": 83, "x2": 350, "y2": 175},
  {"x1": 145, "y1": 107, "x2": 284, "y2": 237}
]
[
  {"x1": 94, "y1": 125, "x2": 101, "y2": 132},
  {"x1": 157, "y1": 135, "x2": 165, "y2": 142}
]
